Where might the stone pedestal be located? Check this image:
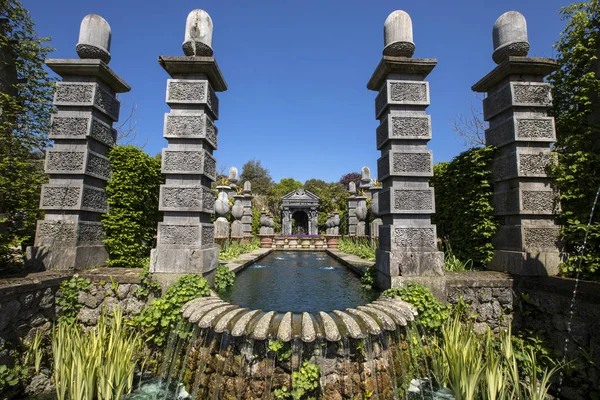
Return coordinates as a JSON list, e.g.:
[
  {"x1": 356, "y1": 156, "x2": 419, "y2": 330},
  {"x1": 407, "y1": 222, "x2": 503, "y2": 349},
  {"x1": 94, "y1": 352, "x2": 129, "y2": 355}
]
[
  {"x1": 368, "y1": 52, "x2": 444, "y2": 289},
  {"x1": 27, "y1": 57, "x2": 130, "y2": 270},
  {"x1": 347, "y1": 195, "x2": 358, "y2": 236},
  {"x1": 241, "y1": 194, "x2": 253, "y2": 238},
  {"x1": 473, "y1": 57, "x2": 560, "y2": 275},
  {"x1": 149, "y1": 55, "x2": 226, "y2": 275}
]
